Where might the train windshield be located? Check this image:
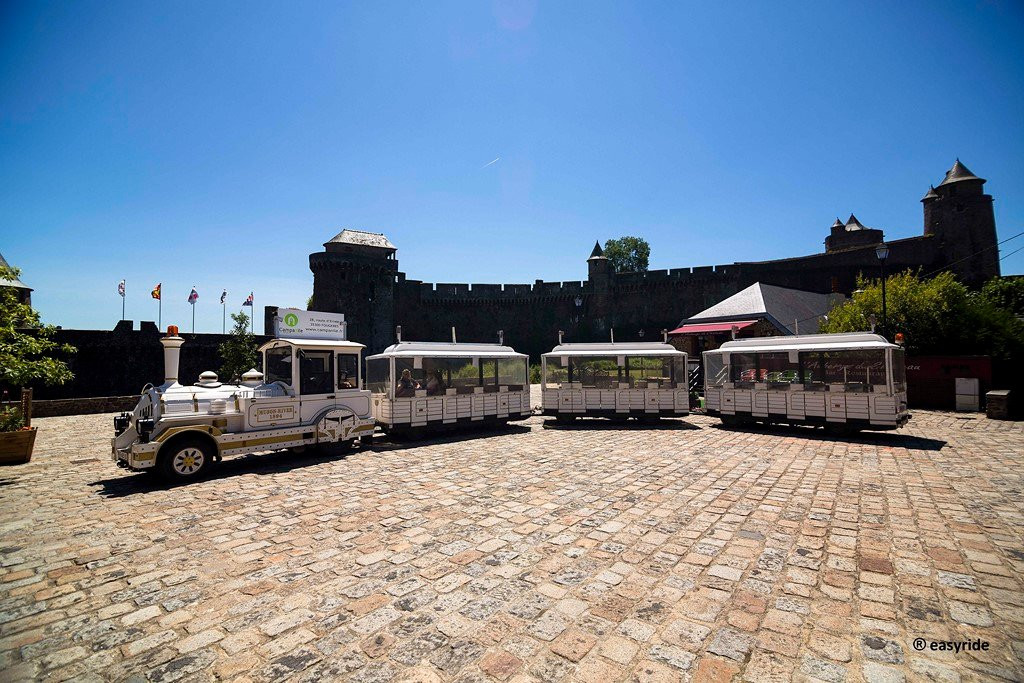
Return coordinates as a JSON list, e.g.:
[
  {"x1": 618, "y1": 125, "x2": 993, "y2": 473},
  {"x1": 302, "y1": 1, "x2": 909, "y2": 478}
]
[
  {"x1": 265, "y1": 347, "x2": 293, "y2": 387},
  {"x1": 891, "y1": 349, "x2": 906, "y2": 392}
]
